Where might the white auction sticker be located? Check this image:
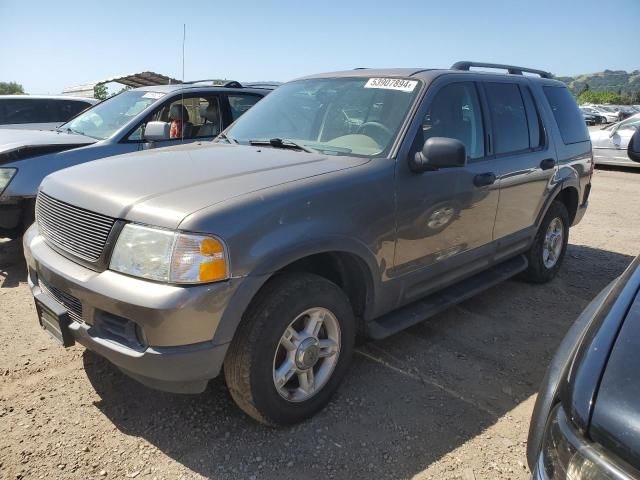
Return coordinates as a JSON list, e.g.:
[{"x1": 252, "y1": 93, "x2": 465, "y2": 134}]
[
  {"x1": 364, "y1": 78, "x2": 418, "y2": 92},
  {"x1": 142, "y1": 92, "x2": 164, "y2": 99}
]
